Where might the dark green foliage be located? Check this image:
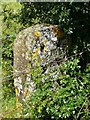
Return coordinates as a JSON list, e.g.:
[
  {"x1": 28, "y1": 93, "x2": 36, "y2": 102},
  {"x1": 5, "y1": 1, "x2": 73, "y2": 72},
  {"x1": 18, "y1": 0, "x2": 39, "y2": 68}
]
[{"x1": 20, "y1": 2, "x2": 90, "y2": 69}]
